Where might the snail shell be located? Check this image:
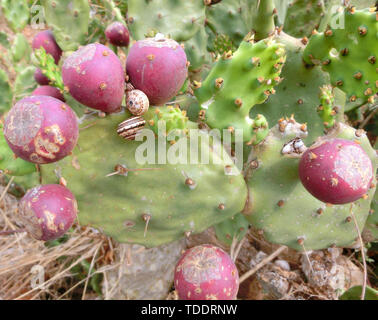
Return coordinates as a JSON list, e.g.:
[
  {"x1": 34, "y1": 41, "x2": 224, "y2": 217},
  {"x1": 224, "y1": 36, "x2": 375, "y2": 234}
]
[
  {"x1": 126, "y1": 89, "x2": 149, "y2": 116},
  {"x1": 117, "y1": 116, "x2": 146, "y2": 140}
]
